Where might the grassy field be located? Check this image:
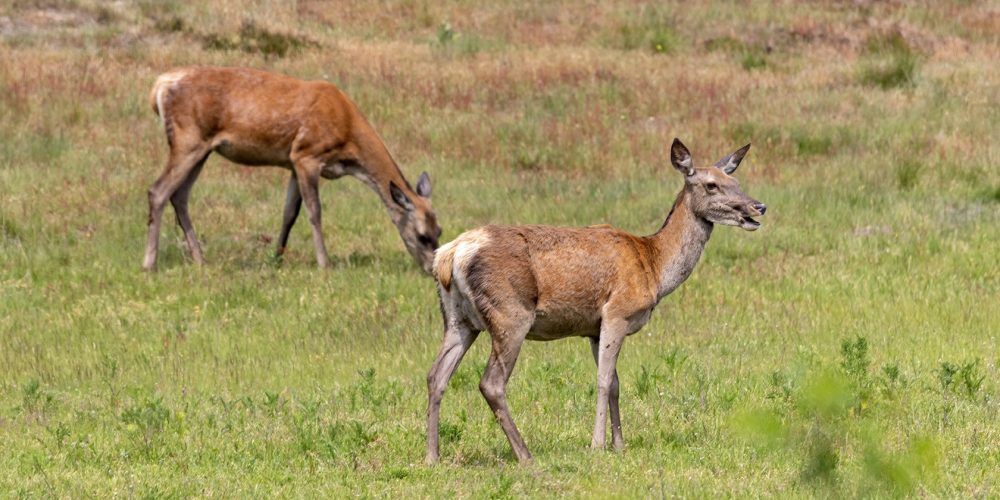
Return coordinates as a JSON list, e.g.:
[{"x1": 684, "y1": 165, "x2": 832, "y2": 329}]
[{"x1": 1, "y1": 0, "x2": 998, "y2": 496}]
